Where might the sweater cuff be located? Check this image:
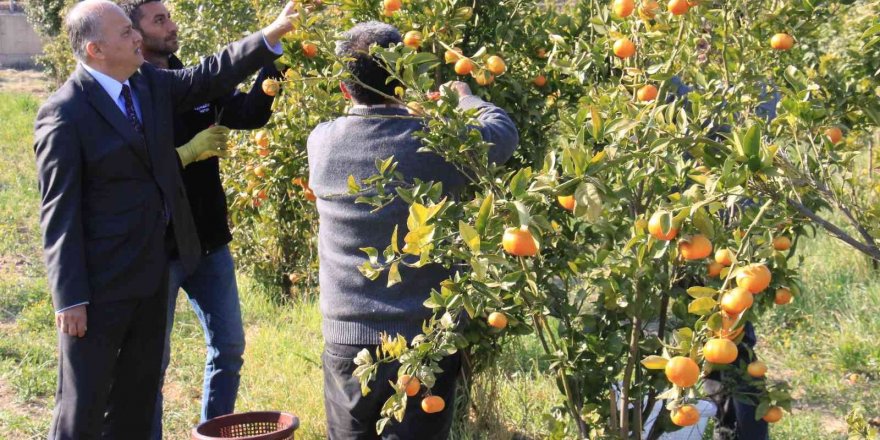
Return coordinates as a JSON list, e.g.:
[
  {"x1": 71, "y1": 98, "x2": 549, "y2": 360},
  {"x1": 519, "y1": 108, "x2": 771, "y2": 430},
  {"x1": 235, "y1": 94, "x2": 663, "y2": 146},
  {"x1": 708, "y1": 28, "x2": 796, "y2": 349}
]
[{"x1": 457, "y1": 95, "x2": 487, "y2": 111}]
